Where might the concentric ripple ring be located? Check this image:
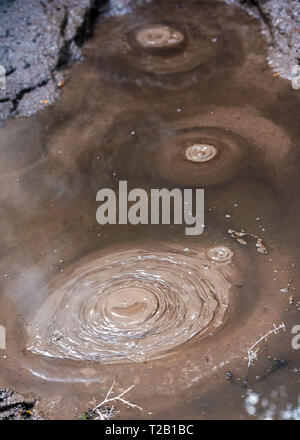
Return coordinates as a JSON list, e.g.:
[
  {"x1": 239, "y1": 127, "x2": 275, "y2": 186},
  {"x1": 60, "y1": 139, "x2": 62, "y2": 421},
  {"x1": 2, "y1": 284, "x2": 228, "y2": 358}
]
[
  {"x1": 27, "y1": 246, "x2": 234, "y2": 364},
  {"x1": 101, "y1": 114, "x2": 250, "y2": 187}
]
